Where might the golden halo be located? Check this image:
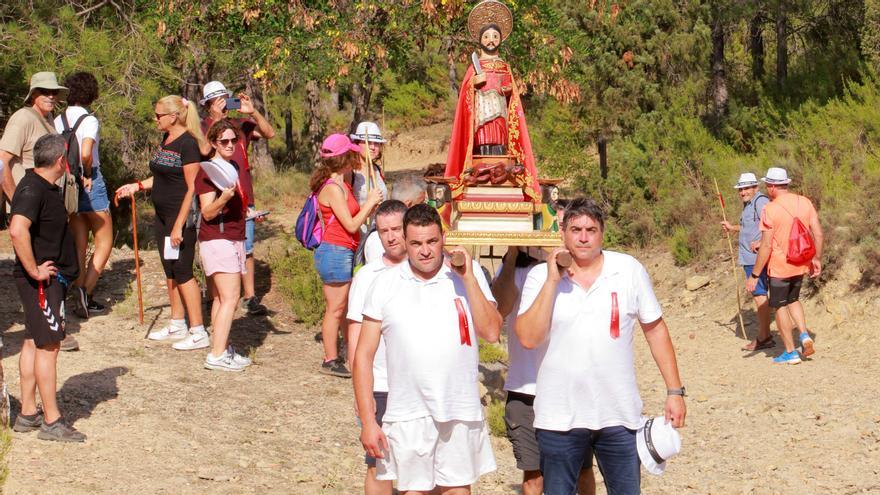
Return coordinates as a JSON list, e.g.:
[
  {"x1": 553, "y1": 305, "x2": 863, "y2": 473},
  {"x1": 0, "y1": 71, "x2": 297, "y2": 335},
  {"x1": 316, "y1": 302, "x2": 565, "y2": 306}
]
[{"x1": 467, "y1": 0, "x2": 513, "y2": 42}]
